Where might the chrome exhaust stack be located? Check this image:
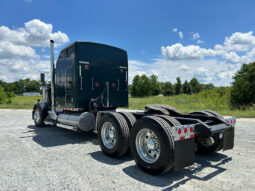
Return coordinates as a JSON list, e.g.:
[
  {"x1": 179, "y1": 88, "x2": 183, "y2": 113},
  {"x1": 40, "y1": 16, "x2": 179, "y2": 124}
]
[{"x1": 50, "y1": 40, "x2": 55, "y2": 110}]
